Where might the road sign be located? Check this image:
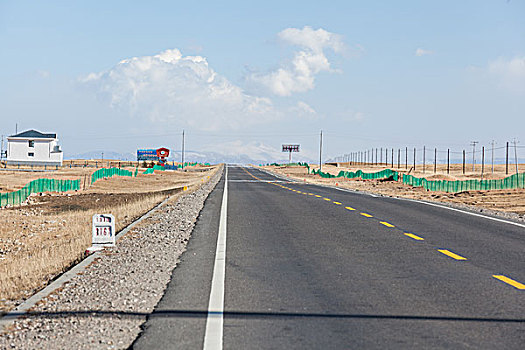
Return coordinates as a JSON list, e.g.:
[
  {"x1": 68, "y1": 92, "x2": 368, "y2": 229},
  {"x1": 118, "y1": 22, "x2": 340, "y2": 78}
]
[
  {"x1": 282, "y1": 144, "x2": 300, "y2": 152},
  {"x1": 282, "y1": 144, "x2": 300, "y2": 163},
  {"x1": 92, "y1": 214, "x2": 115, "y2": 246}
]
